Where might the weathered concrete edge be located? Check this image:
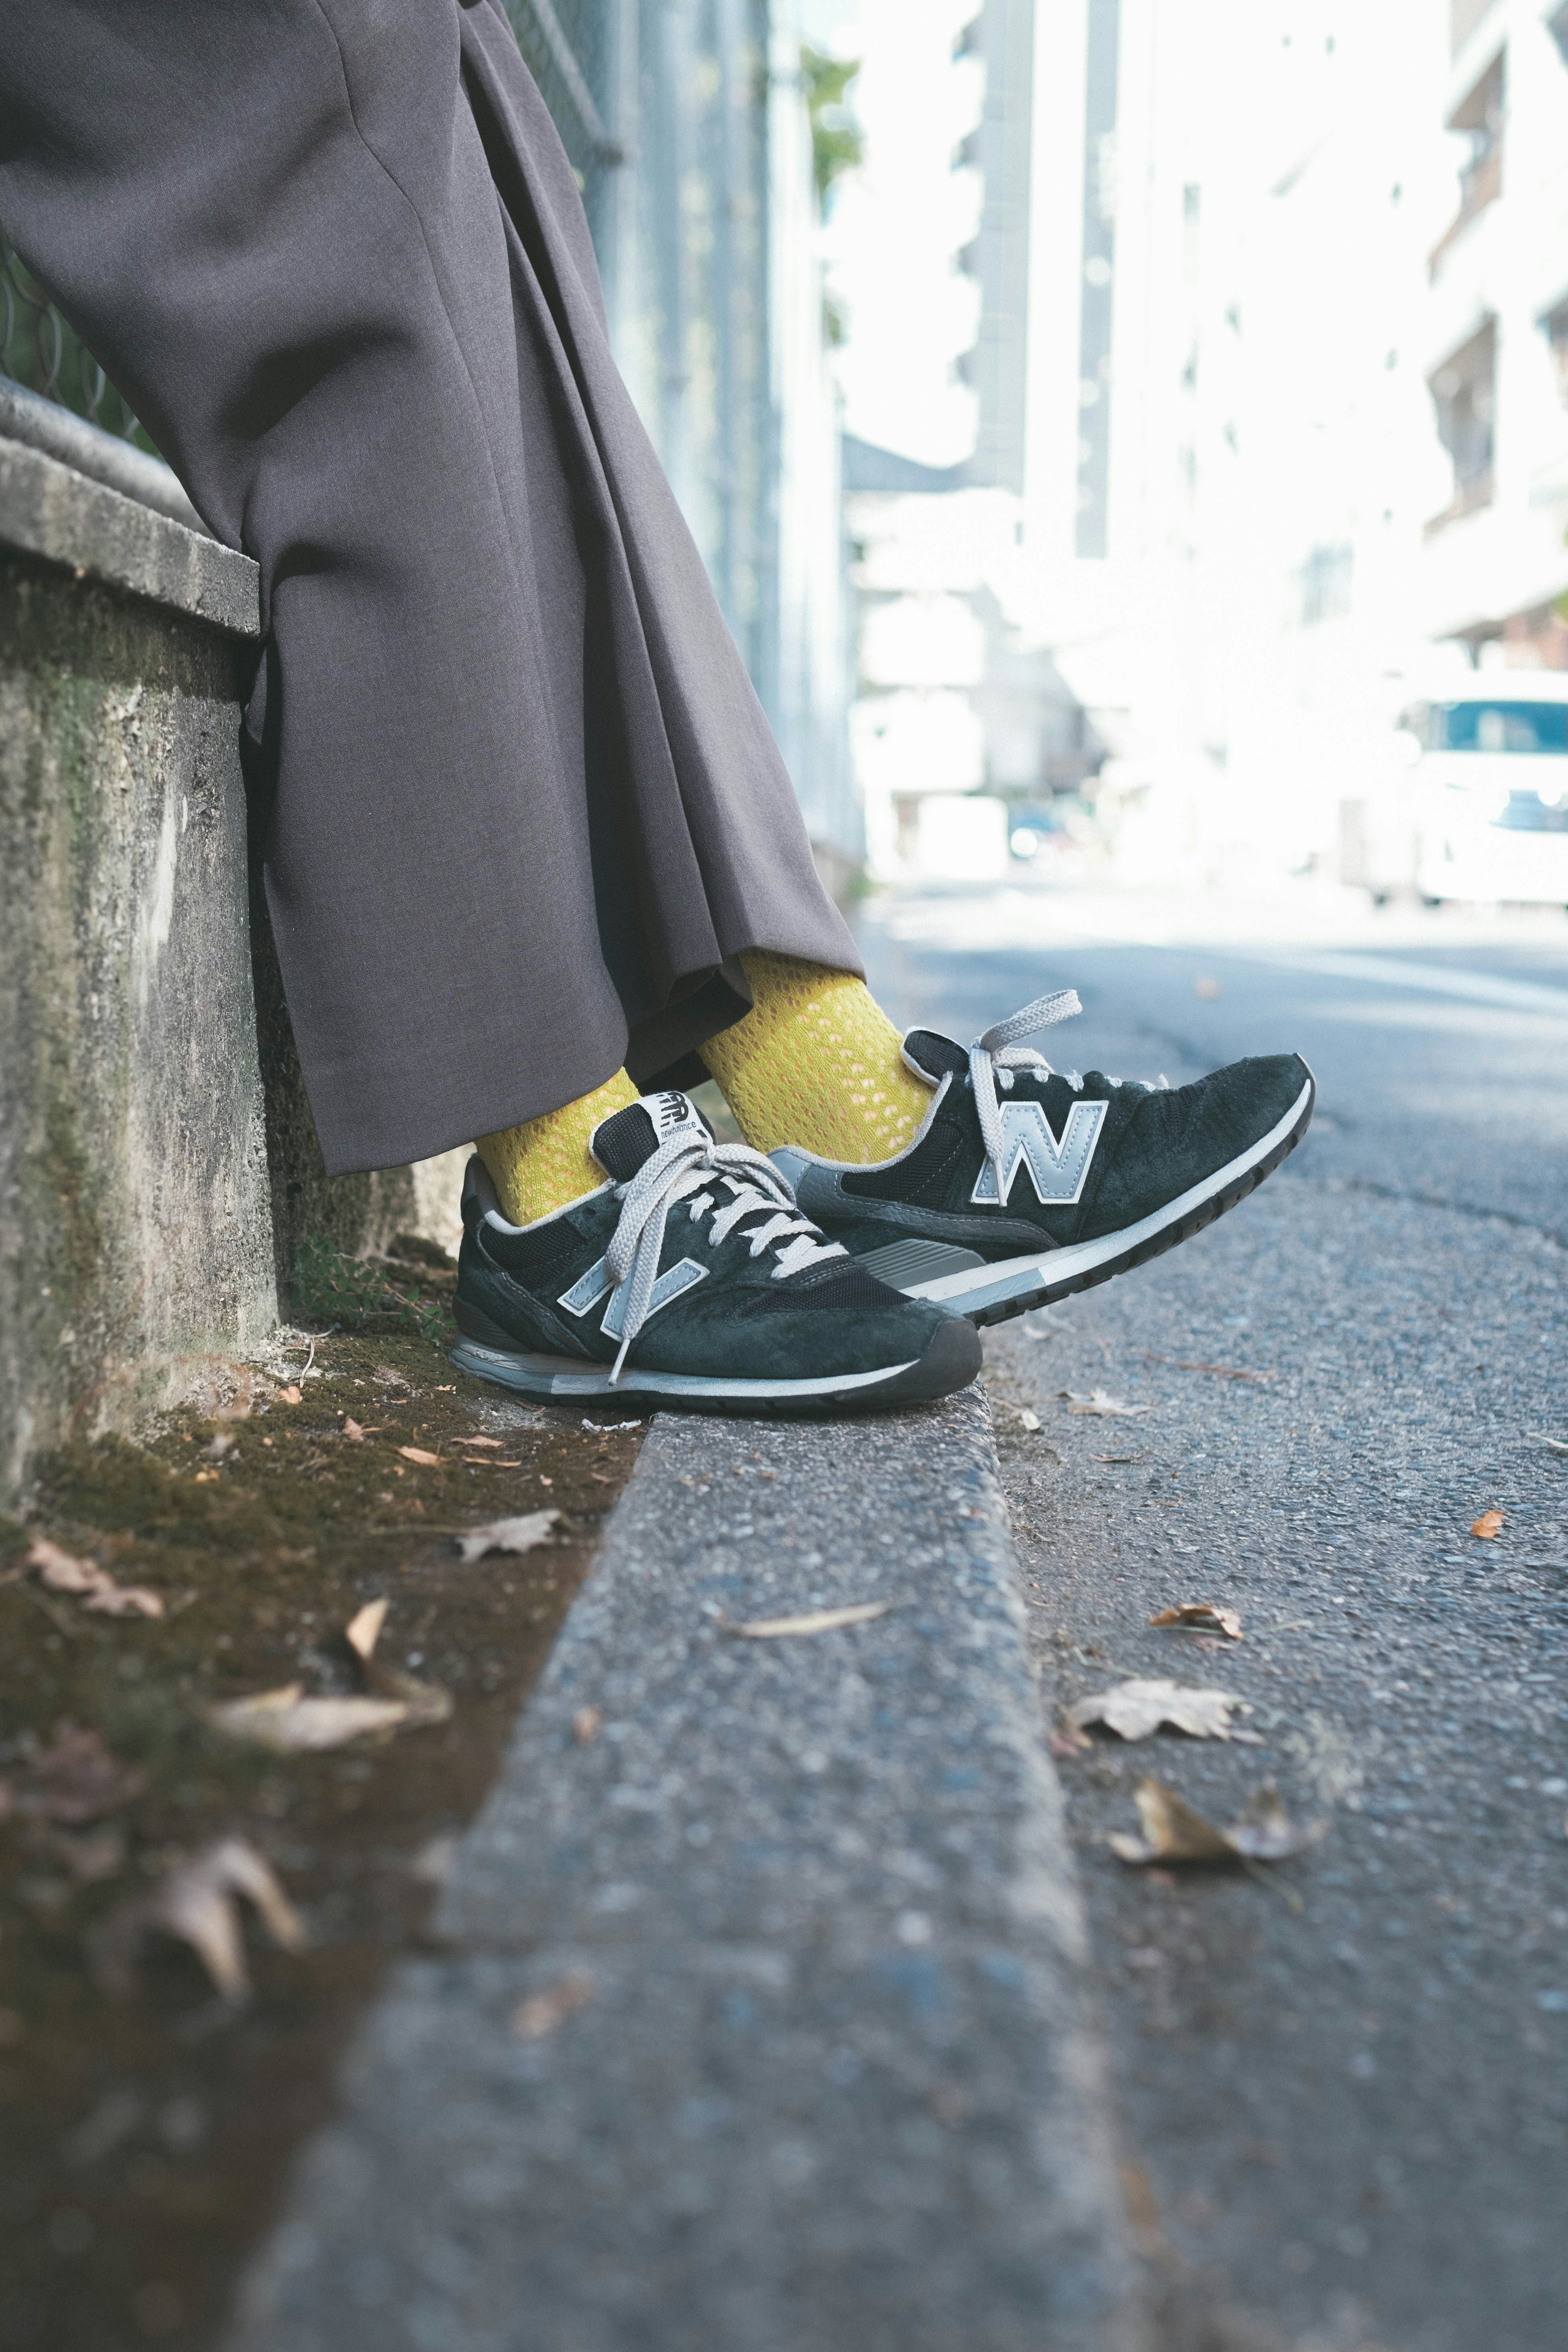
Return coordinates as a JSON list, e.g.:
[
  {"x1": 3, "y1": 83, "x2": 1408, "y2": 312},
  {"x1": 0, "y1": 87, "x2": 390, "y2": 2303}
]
[
  {"x1": 0, "y1": 376, "x2": 208, "y2": 534},
  {"x1": 0, "y1": 430, "x2": 258, "y2": 637},
  {"x1": 223, "y1": 1389, "x2": 1146, "y2": 2352}
]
